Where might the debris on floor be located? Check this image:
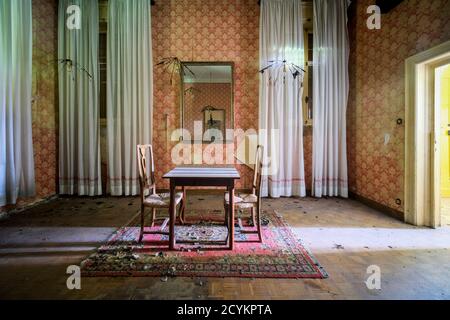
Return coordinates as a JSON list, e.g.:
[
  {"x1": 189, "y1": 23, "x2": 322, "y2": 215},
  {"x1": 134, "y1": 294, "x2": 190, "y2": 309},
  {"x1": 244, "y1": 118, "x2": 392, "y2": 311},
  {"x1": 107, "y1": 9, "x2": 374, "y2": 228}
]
[{"x1": 195, "y1": 278, "x2": 205, "y2": 286}]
